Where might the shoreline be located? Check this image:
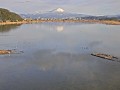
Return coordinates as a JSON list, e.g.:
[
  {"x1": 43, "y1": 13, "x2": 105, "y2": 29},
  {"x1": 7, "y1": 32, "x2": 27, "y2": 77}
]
[{"x1": 0, "y1": 20, "x2": 120, "y2": 25}]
